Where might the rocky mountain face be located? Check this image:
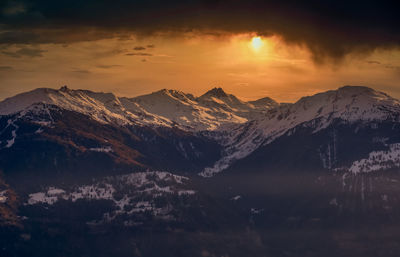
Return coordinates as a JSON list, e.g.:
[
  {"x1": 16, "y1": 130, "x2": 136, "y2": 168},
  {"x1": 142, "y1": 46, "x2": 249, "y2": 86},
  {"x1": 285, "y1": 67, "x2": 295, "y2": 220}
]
[
  {"x1": 2, "y1": 85, "x2": 400, "y2": 257},
  {"x1": 0, "y1": 104, "x2": 222, "y2": 185}
]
